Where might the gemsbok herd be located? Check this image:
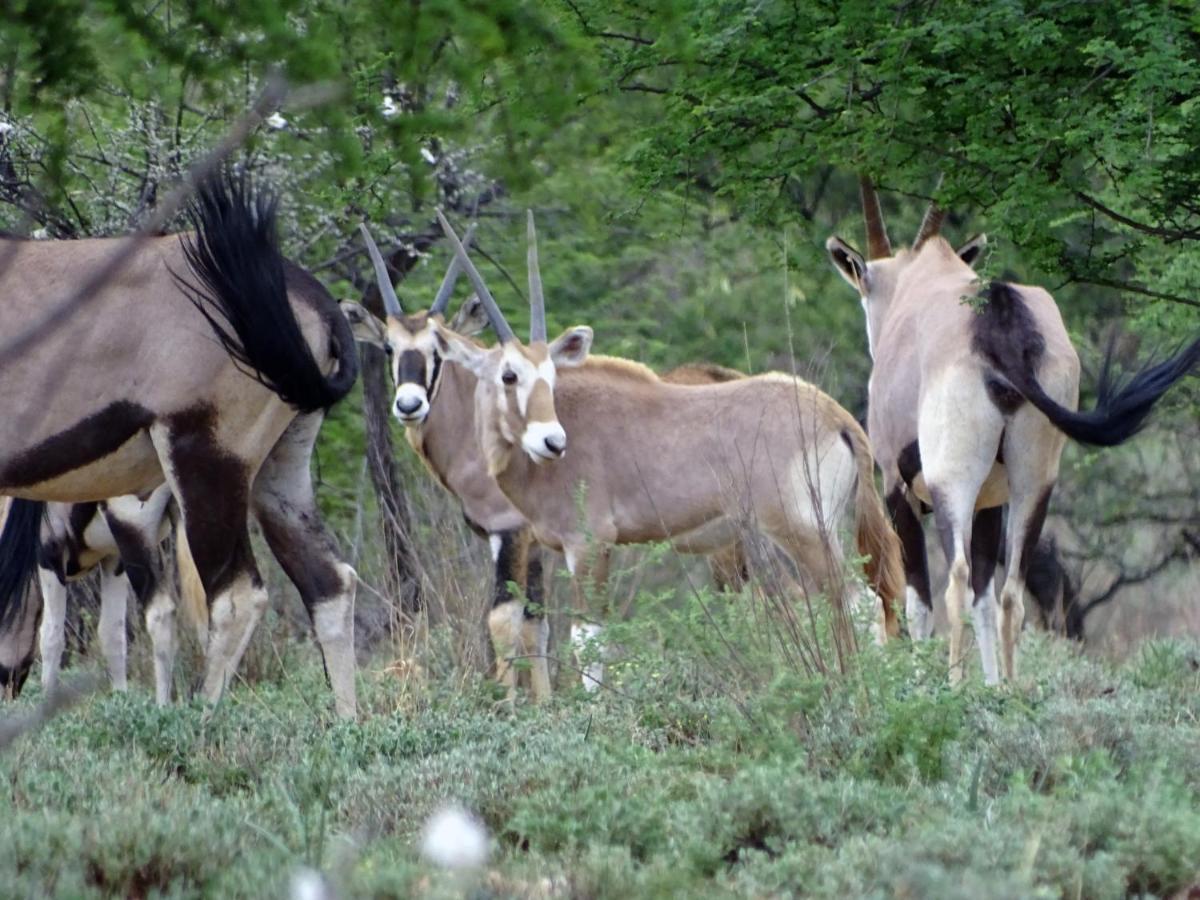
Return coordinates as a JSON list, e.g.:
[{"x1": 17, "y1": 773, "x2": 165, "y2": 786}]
[{"x1": 0, "y1": 170, "x2": 1195, "y2": 716}]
